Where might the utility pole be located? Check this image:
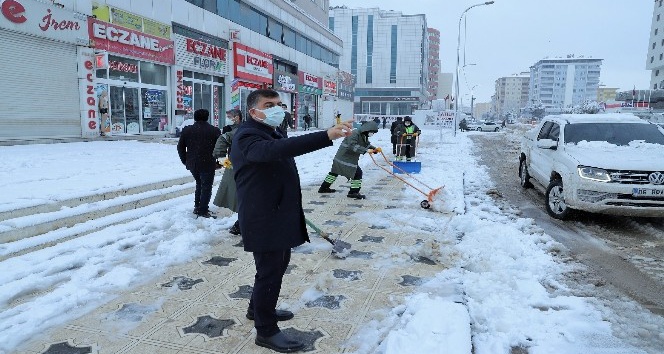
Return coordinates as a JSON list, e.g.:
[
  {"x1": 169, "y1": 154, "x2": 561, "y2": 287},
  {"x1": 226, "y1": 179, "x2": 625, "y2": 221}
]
[{"x1": 471, "y1": 95, "x2": 475, "y2": 119}]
